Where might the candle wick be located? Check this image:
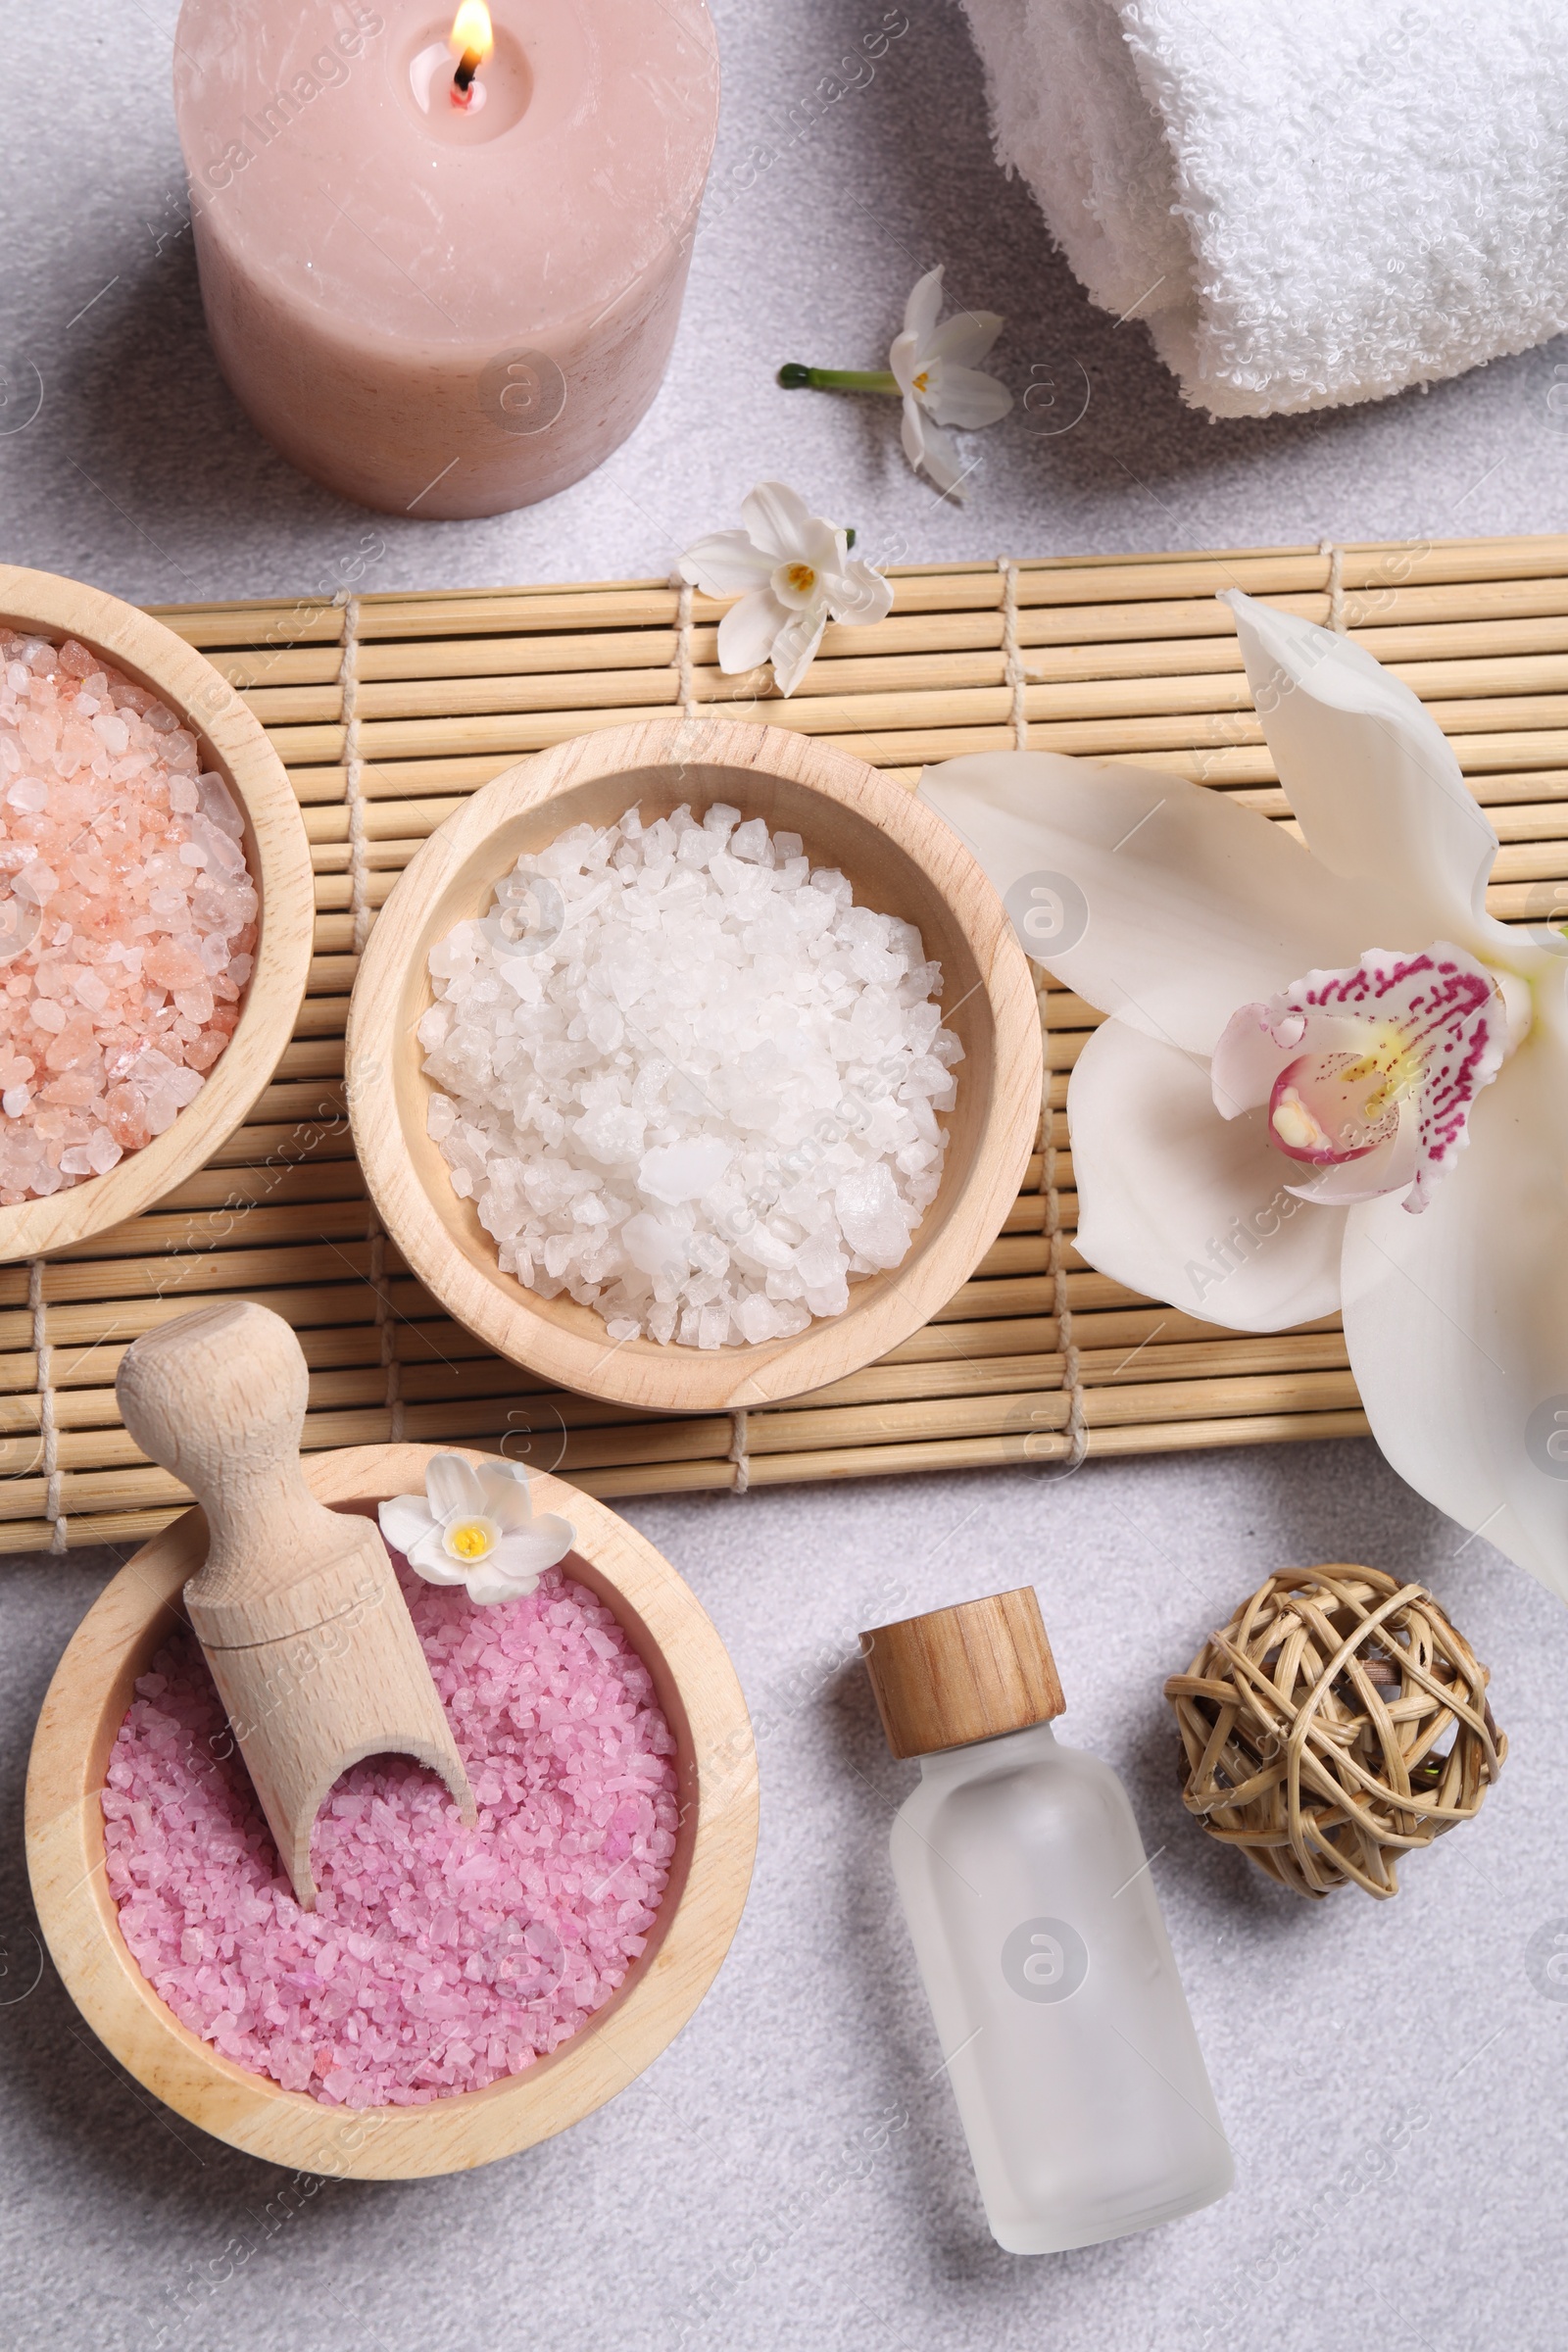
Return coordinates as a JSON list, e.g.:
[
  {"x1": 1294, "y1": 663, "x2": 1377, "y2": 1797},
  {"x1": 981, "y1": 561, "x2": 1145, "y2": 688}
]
[{"x1": 452, "y1": 46, "x2": 484, "y2": 102}]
